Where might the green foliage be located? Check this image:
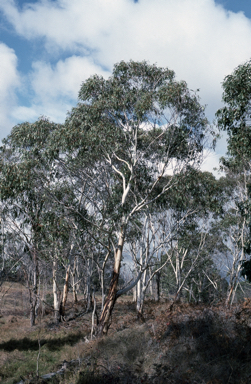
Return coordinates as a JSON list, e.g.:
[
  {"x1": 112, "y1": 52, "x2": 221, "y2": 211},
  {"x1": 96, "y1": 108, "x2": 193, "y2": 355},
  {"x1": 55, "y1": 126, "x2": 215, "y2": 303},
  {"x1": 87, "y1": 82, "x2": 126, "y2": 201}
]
[
  {"x1": 65, "y1": 60, "x2": 208, "y2": 163},
  {"x1": 158, "y1": 169, "x2": 226, "y2": 216},
  {"x1": 216, "y1": 59, "x2": 251, "y2": 163},
  {"x1": 0, "y1": 61, "x2": 220, "y2": 325},
  {"x1": 216, "y1": 60, "x2": 251, "y2": 295},
  {"x1": 0, "y1": 118, "x2": 57, "y2": 235},
  {"x1": 75, "y1": 62, "x2": 207, "y2": 204}
]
